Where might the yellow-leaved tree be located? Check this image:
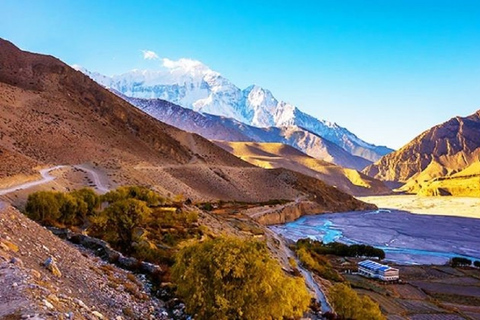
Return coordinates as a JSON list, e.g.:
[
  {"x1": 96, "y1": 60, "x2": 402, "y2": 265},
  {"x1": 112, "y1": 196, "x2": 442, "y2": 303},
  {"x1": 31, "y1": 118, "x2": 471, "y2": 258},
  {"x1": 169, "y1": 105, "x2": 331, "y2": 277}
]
[
  {"x1": 329, "y1": 283, "x2": 385, "y2": 320},
  {"x1": 172, "y1": 236, "x2": 311, "y2": 319}
]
